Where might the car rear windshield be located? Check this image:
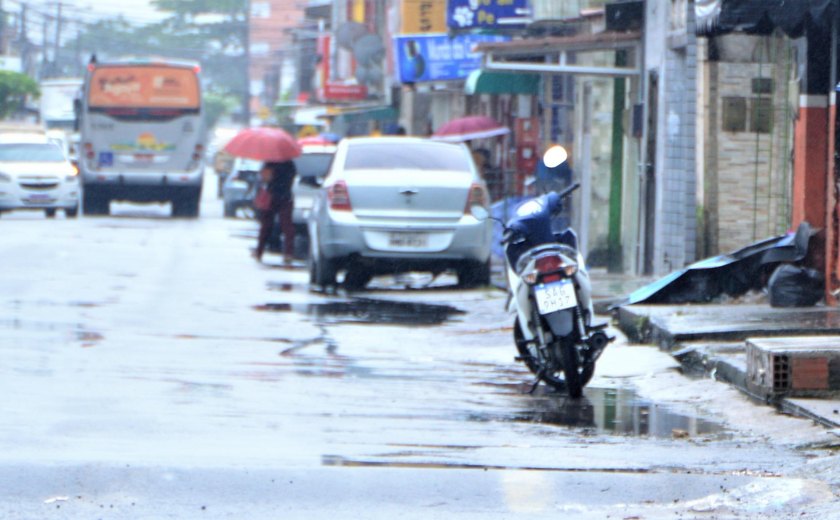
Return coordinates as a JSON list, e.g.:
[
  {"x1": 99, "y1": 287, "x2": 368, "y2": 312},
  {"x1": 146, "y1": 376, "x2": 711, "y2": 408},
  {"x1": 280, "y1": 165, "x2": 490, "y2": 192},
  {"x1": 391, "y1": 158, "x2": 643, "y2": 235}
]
[
  {"x1": 294, "y1": 153, "x2": 333, "y2": 178},
  {"x1": 0, "y1": 143, "x2": 65, "y2": 162},
  {"x1": 343, "y1": 142, "x2": 470, "y2": 171}
]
